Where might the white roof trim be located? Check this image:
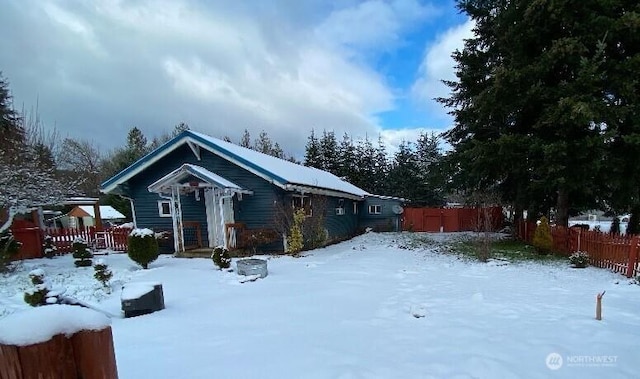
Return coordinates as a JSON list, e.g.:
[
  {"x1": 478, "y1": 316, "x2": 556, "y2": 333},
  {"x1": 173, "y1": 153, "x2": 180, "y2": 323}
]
[{"x1": 147, "y1": 164, "x2": 251, "y2": 194}]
